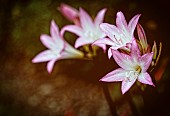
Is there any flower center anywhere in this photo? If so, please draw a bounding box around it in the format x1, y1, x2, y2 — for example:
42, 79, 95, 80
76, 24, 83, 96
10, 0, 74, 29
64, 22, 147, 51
125, 66, 142, 82
135, 65, 142, 73
85, 31, 98, 40
113, 35, 124, 46
125, 71, 139, 82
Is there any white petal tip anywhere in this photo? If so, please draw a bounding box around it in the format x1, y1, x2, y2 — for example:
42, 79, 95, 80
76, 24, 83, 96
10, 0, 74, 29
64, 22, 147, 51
99, 23, 105, 28
117, 11, 123, 16
32, 58, 40, 63
74, 43, 80, 48
121, 91, 126, 94
121, 88, 128, 94
32, 59, 36, 63
99, 79, 103, 82
47, 70, 52, 74
47, 67, 53, 74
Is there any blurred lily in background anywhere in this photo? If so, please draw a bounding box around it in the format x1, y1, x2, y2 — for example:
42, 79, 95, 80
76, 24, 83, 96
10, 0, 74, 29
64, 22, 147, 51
32, 20, 84, 73
61, 7, 107, 56
58, 3, 80, 25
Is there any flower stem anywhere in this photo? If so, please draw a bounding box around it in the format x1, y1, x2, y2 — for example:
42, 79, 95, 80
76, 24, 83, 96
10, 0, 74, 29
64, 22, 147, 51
128, 93, 140, 116
101, 83, 117, 116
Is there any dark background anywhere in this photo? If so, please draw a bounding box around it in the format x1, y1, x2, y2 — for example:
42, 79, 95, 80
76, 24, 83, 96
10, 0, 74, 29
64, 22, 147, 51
0, 0, 170, 116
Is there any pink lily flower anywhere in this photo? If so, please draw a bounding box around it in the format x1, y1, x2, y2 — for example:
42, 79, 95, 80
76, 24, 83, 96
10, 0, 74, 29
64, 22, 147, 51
100, 40, 154, 94
58, 3, 80, 25
93, 11, 141, 58
32, 20, 84, 73
61, 8, 107, 50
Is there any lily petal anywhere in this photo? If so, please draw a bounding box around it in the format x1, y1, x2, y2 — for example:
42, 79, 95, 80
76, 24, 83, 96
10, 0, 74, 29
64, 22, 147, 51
50, 20, 64, 49
75, 37, 94, 48
116, 11, 128, 31
108, 46, 125, 59
79, 8, 94, 30
92, 37, 114, 46
121, 74, 137, 94
100, 23, 119, 42
61, 42, 84, 59
128, 14, 141, 36
61, 25, 83, 37
139, 52, 153, 72
100, 68, 126, 82
112, 50, 135, 70
94, 8, 107, 27
138, 72, 155, 86
108, 48, 112, 59
131, 39, 140, 58
50, 20, 59, 39
40, 34, 54, 49
47, 59, 57, 73
93, 43, 106, 52
137, 23, 148, 53
32, 50, 59, 63
58, 3, 78, 22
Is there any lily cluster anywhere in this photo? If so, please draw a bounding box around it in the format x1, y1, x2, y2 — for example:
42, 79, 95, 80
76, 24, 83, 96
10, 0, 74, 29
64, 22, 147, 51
32, 3, 162, 94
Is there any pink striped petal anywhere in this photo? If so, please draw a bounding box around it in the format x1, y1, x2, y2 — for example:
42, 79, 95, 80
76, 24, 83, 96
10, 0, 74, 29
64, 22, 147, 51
112, 50, 135, 70
138, 72, 155, 86
94, 8, 107, 26
100, 68, 126, 82
116, 11, 128, 31
128, 14, 141, 35
131, 39, 140, 58
92, 37, 114, 46
139, 52, 153, 72
137, 23, 148, 53
121, 76, 137, 94
108, 46, 123, 59
100, 23, 119, 42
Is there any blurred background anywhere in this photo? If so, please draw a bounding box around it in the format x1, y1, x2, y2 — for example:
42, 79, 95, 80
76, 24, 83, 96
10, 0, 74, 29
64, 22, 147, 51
0, 0, 170, 116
